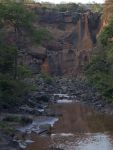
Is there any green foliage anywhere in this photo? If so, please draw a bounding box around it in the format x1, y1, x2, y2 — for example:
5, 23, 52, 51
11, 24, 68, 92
17, 65, 32, 79
56, 3, 86, 12
40, 3, 103, 13
41, 2, 86, 13
0, 45, 16, 75
0, 1, 49, 109
39, 73, 53, 84
90, 3, 103, 13
86, 20, 113, 100
31, 28, 51, 44
0, 1, 35, 28
99, 20, 113, 46
0, 78, 29, 107
0, 1, 49, 77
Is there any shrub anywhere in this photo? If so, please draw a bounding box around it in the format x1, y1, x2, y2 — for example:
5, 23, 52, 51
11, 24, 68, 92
86, 19, 113, 100
0, 78, 29, 108
39, 73, 53, 84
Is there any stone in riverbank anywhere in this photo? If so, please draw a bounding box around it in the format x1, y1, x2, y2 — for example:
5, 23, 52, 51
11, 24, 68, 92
27, 76, 113, 116
49, 147, 64, 150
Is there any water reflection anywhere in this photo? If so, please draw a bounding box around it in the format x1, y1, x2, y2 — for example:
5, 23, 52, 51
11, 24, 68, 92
53, 103, 113, 133
26, 102, 113, 150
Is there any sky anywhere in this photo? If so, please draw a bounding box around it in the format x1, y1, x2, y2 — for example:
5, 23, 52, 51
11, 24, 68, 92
36, 0, 105, 4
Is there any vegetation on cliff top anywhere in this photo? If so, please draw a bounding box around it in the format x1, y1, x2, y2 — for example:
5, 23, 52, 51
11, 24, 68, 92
40, 2, 103, 13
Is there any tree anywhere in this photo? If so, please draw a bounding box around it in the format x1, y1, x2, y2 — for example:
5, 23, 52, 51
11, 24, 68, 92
86, 19, 113, 100
0, 1, 49, 108
0, 1, 48, 79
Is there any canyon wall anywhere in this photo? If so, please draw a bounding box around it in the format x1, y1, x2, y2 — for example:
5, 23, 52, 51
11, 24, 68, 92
22, 8, 101, 76
102, 0, 113, 28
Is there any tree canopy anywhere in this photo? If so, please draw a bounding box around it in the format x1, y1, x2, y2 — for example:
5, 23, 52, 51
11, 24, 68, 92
0, 1, 48, 108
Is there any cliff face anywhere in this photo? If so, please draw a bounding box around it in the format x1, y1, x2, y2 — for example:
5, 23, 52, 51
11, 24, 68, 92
102, 0, 113, 28
22, 9, 101, 76
41, 10, 101, 76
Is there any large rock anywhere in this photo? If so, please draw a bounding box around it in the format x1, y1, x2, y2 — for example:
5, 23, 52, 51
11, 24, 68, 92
39, 124, 51, 134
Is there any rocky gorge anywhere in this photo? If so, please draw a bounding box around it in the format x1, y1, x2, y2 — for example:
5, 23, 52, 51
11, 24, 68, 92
1, 1, 113, 150
19, 7, 101, 76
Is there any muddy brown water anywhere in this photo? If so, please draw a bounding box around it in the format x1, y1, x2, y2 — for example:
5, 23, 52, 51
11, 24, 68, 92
26, 102, 113, 150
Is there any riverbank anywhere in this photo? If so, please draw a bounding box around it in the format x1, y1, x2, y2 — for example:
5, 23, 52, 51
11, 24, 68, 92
1, 75, 113, 150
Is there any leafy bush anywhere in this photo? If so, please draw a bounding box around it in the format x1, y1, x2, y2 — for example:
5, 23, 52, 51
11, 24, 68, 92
90, 3, 103, 13
39, 73, 53, 84
0, 78, 29, 108
17, 65, 32, 79
86, 19, 113, 100
99, 20, 113, 46
0, 45, 16, 76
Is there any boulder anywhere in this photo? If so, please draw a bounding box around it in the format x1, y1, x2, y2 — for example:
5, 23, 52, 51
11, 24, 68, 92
39, 124, 51, 134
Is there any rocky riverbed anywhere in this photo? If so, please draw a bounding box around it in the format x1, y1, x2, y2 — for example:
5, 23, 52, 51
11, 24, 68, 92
1, 75, 113, 150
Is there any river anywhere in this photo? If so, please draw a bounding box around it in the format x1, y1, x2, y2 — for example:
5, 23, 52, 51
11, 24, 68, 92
25, 101, 113, 150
